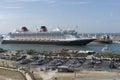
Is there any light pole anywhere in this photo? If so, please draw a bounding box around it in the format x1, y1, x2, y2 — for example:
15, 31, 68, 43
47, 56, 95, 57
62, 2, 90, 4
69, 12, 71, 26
74, 68, 77, 80
117, 71, 119, 79
2, 61, 4, 67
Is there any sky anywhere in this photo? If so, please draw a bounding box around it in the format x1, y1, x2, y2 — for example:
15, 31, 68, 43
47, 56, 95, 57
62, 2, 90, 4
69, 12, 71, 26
0, 0, 120, 33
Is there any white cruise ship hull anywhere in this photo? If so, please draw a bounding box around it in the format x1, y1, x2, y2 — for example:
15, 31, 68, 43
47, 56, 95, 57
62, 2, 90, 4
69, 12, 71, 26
1, 39, 95, 45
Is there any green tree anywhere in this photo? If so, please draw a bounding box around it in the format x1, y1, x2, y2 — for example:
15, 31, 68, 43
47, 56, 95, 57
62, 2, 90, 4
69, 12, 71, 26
0, 48, 7, 53
26, 49, 36, 55
105, 53, 114, 58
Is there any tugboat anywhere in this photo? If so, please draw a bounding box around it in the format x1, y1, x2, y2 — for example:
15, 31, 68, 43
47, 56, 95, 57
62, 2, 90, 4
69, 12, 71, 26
90, 35, 112, 44
1, 26, 95, 45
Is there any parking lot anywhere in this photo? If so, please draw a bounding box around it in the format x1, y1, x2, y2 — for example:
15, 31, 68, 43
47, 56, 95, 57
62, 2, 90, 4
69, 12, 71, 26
11, 55, 120, 72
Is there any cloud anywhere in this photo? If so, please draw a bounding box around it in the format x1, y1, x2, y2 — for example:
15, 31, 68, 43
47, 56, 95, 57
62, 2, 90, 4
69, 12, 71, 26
0, 14, 20, 20
19, 0, 43, 1
72, 1, 91, 5
4, 0, 42, 2
4, 0, 56, 2
58, 1, 91, 5
47, 0, 56, 4
3, 0, 57, 4
0, 5, 22, 9
5, 6, 22, 9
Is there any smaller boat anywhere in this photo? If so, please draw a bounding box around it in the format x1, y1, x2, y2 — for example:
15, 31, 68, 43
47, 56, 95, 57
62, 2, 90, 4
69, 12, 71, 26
90, 35, 112, 44
113, 40, 120, 44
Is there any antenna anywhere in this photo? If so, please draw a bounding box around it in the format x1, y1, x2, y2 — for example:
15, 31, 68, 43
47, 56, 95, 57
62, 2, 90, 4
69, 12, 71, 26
76, 25, 79, 33
35, 26, 39, 32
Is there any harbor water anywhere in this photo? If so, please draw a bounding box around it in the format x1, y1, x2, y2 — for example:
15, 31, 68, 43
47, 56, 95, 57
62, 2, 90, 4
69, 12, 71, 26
0, 33, 120, 53
0, 42, 120, 54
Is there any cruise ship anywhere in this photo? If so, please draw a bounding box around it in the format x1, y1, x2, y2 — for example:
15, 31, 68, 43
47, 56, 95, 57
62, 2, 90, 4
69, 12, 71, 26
1, 26, 95, 45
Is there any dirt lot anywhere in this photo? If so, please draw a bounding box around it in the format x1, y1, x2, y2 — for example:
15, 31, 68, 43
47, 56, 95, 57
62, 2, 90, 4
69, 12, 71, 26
0, 69, 25, 80
52, 71, 120, 80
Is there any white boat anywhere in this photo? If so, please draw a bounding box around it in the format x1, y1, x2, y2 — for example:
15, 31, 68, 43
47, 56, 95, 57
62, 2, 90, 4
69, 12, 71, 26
113, 40, 120, 44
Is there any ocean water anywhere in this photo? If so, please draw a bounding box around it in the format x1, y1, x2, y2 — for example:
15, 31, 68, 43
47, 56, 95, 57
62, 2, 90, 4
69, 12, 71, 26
0, 43, 120, 54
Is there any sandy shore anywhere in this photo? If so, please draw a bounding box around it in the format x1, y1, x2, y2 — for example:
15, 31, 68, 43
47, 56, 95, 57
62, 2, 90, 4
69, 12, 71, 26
52, 70, 120, 80
33, 67, 120, 80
